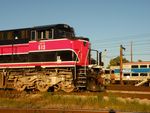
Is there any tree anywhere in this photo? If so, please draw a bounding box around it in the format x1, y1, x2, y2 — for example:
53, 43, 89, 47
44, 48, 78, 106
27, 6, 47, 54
138, 59, 142, 62
109, 56, 129, 66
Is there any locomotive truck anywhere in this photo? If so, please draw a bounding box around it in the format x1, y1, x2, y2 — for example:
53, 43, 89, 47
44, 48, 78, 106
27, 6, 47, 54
0, 24, 104, 92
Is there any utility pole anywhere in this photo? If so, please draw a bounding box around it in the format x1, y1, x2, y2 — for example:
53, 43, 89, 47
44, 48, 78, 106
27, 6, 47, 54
120, 45, 125, 85
131, 41, 133, 62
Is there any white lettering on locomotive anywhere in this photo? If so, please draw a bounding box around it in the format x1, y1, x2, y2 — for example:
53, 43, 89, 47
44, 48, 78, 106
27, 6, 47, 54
38, 42, 45, 50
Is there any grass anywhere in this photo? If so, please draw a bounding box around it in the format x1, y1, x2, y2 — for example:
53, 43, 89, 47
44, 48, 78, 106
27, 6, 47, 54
0, 92, 150, 112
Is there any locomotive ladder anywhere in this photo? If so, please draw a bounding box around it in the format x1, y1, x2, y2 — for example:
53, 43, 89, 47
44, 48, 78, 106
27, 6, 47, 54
76, 67, 87, 90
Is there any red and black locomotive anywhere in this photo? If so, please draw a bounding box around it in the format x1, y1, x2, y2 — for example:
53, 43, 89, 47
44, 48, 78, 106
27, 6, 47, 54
0, 24, 104, 92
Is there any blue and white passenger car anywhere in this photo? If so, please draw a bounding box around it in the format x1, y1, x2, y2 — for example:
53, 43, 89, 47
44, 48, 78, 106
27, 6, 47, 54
110, 62, 150, 86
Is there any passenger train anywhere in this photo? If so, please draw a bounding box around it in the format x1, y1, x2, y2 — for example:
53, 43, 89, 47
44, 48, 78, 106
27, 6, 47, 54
111, 62, 150, 86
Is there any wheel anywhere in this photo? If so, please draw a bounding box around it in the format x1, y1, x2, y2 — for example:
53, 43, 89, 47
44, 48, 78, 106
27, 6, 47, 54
36, 80, 49, 92
61, 82, 74, 93
54, 84, 61, 92
14, 79, 26, 91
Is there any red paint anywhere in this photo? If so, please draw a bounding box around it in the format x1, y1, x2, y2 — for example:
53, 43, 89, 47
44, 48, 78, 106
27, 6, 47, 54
0, 38, 90, 68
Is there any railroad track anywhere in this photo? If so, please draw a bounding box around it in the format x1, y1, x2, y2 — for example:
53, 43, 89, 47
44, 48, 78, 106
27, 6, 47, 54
107, 85, 150, 92
0, 89, 21, 98
0, 88, 38, 98
0, 85, 150, 99
106, 85, 150, 99
0, 108, 134, 113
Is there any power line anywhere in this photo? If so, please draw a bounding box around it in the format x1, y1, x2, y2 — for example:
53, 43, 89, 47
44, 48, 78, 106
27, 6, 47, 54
93, 39, 150, 47
93, 33, 150, 42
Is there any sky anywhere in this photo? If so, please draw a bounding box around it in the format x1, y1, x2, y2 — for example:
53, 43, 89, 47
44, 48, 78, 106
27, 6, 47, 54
0, 0, 150, 66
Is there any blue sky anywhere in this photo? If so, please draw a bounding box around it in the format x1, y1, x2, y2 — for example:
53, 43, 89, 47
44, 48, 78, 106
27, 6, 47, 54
0, 0, 150, 65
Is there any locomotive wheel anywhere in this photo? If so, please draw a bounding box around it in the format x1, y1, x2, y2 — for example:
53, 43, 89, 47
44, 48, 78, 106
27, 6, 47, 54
54, 84, 61, 92
36, 80, 49, 92
14, 79, 26, 91
61, 84, 74, 93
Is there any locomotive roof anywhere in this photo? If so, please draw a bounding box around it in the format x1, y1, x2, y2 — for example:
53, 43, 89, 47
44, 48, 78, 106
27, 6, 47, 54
0, 24, 73, 32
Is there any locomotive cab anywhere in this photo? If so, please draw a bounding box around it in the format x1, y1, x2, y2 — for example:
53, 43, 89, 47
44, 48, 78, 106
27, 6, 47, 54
87, 49, 105, 91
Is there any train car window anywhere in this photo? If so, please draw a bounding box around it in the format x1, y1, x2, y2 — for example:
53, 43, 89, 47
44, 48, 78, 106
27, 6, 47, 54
131, 65, 138, 68
140, 73, 148, 76
132, 73, 139, 76
140, 65, 147, 68
31, 30, 36, 40
124, 73, 130, 76
149, 65, 150, 68
105, 70, 110, 74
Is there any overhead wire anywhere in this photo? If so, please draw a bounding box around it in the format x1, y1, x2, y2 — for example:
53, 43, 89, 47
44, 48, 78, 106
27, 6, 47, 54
94, 37, 150, 62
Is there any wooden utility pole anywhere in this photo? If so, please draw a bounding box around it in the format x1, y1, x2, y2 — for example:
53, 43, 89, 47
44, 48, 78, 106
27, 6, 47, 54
120, 45, 125, 85
131, 41, 133, 62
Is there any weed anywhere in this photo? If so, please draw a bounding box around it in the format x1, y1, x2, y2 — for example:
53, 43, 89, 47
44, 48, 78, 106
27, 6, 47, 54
0, 92, 150, 112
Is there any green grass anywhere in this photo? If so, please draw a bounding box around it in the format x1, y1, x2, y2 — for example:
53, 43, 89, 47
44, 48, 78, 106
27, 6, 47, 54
0, 92, 150, 112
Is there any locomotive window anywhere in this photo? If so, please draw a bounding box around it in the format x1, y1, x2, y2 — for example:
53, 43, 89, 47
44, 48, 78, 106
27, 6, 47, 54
54, 28, 74, 39
0, 32, 2, 40
21, 30, 29, 39
3, 32, 8, 40
46, 31, 49, 39
0, 54, 28, 63
49, 30, 52, 39
31, 30, 36, 40
48, 29, 54, 39
38, 31, 41, 40
1, 32, 4, 40
37, 30, 46, 40
7, 32, 13, 40
57, 51, 76, 61
28, 50, 78, 62
29, 51, 56, 62
43, 31, 46, 39
14, 30, 21, 39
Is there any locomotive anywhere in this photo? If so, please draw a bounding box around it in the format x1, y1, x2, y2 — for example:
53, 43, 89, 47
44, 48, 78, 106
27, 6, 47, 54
0, 24, 104, 92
